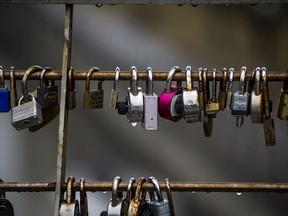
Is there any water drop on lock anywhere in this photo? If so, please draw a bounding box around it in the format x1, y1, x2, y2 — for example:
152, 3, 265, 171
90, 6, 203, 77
102, 191, 107, 194
131, 122, 137, 127
236, 192, 242, 196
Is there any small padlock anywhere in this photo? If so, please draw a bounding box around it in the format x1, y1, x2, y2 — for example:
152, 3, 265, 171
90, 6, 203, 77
250, 67, 263, 123
142, 67, 158, 130
59, 176, 81, 216
158, 66, 183, 122
202, 68, 213, 137
277, 72, 288, 120
262, 67, 276, 146
0, 66, 11, 112
218, 68, 228, 111
110, 67, 120, 110
198, 68, 204, 111
225, 68, 234, 109
80, 178, 88, 216
165, 178, 175, 216
83, 67, 104, 109
205, 69, 220, 116
107, 176, 124, 216
128, 177, 147, 216
11, 65, 43, 131
146, 176, 171, 216
182, 66, 201, 123
66, 67, 76, 110
231, 66, 250, 127
0, 179, 14, 216
37, 67, 59, 109
9, 67, 17, 108
122, 178, 136, 216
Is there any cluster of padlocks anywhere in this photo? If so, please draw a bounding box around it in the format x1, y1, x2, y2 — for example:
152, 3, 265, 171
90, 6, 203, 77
58, 176, 174, 216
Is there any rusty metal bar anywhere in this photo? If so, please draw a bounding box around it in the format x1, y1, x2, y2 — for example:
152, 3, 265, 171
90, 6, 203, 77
0, 0, 287, 4
1, 182, 288, 193
53, 4, 73, 216
2, 70, 288, 81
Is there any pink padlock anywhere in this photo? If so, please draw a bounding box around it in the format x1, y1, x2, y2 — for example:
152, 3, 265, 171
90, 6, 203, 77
158, 66, 183, 121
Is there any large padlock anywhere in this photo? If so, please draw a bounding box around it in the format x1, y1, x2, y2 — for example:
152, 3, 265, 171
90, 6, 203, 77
231, 66, 250, 127
225, 68, 234, 109
277, 72, 288, 120
9, 67, 17, 108
66, 67, 76, 110
205, 68, 220, 116
250, 67, 263, 123
0, 179, 14, 216
142, 67, 158, 130
0, 66, 11, 112
182, 66, 201, 123
128, 177, 147, 216
107, 176, 124, 216
110, 67, 120, 110
262, 67, 276, 146
59, 176, 81, 216
11, 65, 43, 131
202, 68, 213, 137
146, 176, 171, 216
218, 68, 228, 110
83, 67, 104, 109
37, 67, 59, 109
158, 66, 183, 122
80, 178, 89, 216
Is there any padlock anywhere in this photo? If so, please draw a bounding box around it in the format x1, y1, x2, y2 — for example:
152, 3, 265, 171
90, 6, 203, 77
0, 66, 11, 112
231, 66, 250, 127
0, 179, 14, 216
80, 178, 88, 216
122, 178, 136, 216
250, 67, 263, 123
277, 72, 288, 120
202, 68, 213, 137
198, 68, 204, 111
205, 68, 220, 116
37, 67, 59, 109
146, 176, 171, 216
110, 67, 120, 110
182, 66, 201, 123
66, 67, 76, 110
225, 68, 234, 109
11, 65, 43, 131
218, 68, 228, 110
9, 67, 17, 108
165, 178, 175, 216
142, 67, 158, 130
59, 176, 81, 216
158, 66, 183, 122
262, 67, 276, 146
83, 67, 104, 109
128, 177, 147, 216
107, 176, 124, 216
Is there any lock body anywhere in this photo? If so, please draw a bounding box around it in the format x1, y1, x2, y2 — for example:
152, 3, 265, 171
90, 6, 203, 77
182, 89, 201, 123
37, 84, 58, 109
147, 199, 171, 216
205, 101, 219, 116
277, 89, 288, 120
67, 89, 76, 110
107, 199, 124, 216
59, 200, 81, 216
110, 89, 119, 110
250, 90, 263, 123
126, 87, 144, 123
11, 96, 43, 131
0, 87, 11, 112
142, 93, 158, 130
83, 89, 104, 109
231, 92, 250, 116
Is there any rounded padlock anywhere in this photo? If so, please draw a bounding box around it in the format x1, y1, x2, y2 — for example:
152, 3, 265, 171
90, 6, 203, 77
59, 176, 81, 216
128, 177, 147, 216
158, 66, 183, 122
107, 176, 124, 216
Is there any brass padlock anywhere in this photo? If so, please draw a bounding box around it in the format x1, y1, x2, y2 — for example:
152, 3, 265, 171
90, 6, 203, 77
128, 177, 147, 216
277, 72, 288, 120
218, 68, 228, 110
11, 65, 43, 131
205, 69, 220, 116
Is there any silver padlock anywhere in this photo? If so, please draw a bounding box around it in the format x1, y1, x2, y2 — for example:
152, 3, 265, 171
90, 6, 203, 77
107, 176, 124, 216
11, 65, 43, 131
142, 67, 158, 130
126, 66, 144, 124
146, 177, 171, 216
59, 176, 81, 216
250, 67, 263, 123
0, 179, 14, 216
182, 66, 201, 123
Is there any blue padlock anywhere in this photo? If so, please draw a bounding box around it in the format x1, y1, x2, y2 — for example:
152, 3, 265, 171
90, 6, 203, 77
0, 66, 10, 112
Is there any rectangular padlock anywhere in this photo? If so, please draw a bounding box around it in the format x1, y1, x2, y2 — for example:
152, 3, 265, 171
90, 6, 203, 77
182, 89, 201, 123
205, 101, 219, 116
231, 92, 250, 116
11, 96, 43, 131
0, 87, 11, 112
142, 93, 158, 130
277, 89, 288, 120
83, 89, 104, 109
37, 83, 58, 109
66, 89, 76, 110
147, 199, 171, 216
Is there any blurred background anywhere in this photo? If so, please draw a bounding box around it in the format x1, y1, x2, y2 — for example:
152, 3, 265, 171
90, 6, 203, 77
0, 3, 288, 215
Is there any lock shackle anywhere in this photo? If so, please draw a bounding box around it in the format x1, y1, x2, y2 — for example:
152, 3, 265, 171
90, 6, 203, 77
186, 66, 192, 91
80, 177, 88, 216
202, 68, 209, 105
111, 176, 122, 207
165, 178, 175, 216
220, 68, 228, 92
254, 67, 261, 96
0, 66, 4, 88
239, 66, 247, 94
166, 66, 181, 93
66, 176, 76, 204
146, 67, 153, 95
198, 68, 203, 93
134, 177, 146, 203
40, 67, 52, 88
147, 176, 164, 202
247, 69, 255, 94
262, 67, 271, 118
126, 177, 136, 202
22, 65, 43, 99
85, 67, 100, 91
113, 67, 120, 91
130, 66, 138, 96
10, 67, 16, 90
212, 68, 217, 101
68, 67, 75, 91
227, 68, 234, 91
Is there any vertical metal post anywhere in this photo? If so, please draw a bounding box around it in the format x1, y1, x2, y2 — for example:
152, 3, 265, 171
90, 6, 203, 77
53, 4, 73, 216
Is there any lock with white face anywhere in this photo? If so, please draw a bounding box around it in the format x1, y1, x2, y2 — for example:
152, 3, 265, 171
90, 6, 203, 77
107, 176, 124, 216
